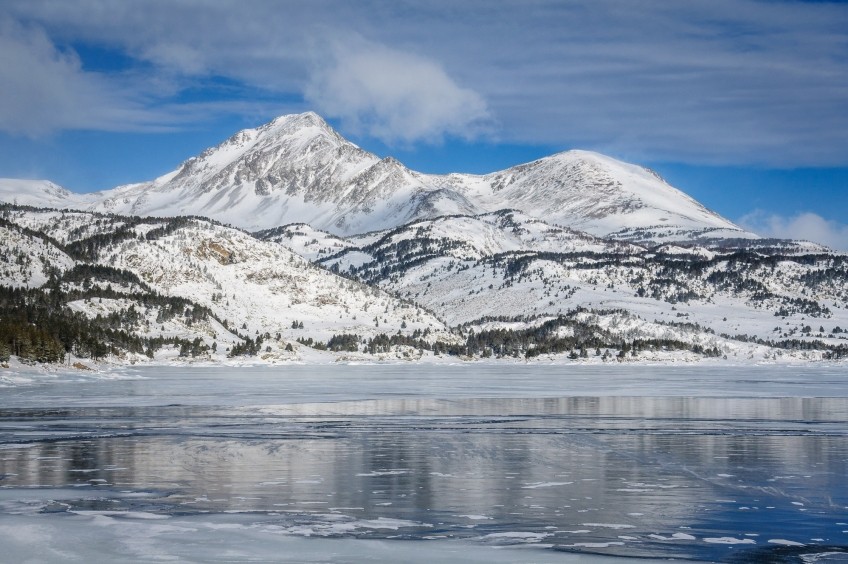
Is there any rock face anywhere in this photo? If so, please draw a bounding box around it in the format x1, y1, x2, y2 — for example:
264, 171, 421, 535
0, 112, 753, 244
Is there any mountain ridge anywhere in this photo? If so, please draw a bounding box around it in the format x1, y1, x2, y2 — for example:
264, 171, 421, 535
0, 112, 756, 244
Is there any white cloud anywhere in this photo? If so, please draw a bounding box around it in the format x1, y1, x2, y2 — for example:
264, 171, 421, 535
305, 39, 490, 145
0, 18, 102, 135
0, 14, 288, 137
0, 17, 171, 136
2, 0, 848, 164
739, 210, 848, 251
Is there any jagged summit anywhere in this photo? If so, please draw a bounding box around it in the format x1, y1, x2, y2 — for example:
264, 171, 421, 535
90, 112, 384, 221
0, 112, 755, 243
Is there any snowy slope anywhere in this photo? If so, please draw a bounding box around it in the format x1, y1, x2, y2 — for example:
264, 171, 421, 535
103, 220, 446, 342
0, 220, 74, 287
0, 113, 758, 244
309, 210, 643, 277
368, 247, 848, 339
262, 210, 848, 356
255, 223, 355, 262
3, 204, 847, 363
436, 151, 753, 243
85, 113, 476, 234
0, 179, 81, 209
1, 208, 450, 346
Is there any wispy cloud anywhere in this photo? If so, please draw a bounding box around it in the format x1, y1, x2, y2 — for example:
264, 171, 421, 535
0, 17, 147, 136
0, 16, 243, 136
3, 0, 848, 164
739, 210, 848, 251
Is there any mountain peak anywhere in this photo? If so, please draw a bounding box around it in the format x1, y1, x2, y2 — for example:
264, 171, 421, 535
264, 111, 328, 134
270, 110, 327, 127
0, 112, 756, 243
163, 111, 368, 188
0, 178, 75, 207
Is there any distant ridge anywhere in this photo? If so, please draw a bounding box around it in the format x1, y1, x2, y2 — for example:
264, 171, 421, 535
0, 112, 755, 244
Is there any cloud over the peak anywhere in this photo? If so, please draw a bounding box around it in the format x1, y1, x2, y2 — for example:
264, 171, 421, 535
305, 40, 490, 145
2, 0, 848, 165
739, 210, 848, 251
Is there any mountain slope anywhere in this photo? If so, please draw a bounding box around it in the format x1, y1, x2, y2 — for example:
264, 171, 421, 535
88, 112, 475, 234
257, 210, 848, 359
437, 151, 750, 243
0, 112, 756, 244
0, 217, 74, 287
3, 204, 847, 364
0, 179, 78, 209
0, 206, 453, 362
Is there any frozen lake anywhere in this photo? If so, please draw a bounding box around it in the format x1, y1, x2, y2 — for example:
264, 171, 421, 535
1, 364, 847, 562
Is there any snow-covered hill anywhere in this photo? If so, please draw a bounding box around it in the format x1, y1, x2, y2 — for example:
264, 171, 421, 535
3, 204, 847, 364
0, 179, 77, 209
3, 112, 846, 365
255, 223, 354, 262
0, 112, 757, 244
0, 218, 74, 287
0, 207, 453, 363
254, 209, 848, 361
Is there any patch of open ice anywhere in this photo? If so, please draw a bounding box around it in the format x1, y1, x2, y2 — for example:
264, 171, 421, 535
356, 470, 408, 477
703, 537, 756, 544
800, 553, 848, 563
649, 532, 696, 541
482, 531, 551, 542
521, 481, 574, 489
563, 542, 625, 548
353, 518, 427, 530
71, 509, 170, 520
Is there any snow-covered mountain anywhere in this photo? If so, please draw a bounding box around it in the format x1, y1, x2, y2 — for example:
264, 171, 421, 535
84, 113, 455, 234
0, 179, 77, 209
0, 206, 452, 363
4, 112, 846, 365
3, 203, 847, 364
0, 112, 756, 244
252, 208, 848, 362
432, 151, 752, 244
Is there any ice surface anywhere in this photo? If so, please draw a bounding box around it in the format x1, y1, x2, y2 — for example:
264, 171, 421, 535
1, 364, 846, 562
3, 364, 848, 404
0, 511, 675, 563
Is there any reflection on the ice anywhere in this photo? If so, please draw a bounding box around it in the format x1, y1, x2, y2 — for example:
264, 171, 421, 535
1, 395, 847, 561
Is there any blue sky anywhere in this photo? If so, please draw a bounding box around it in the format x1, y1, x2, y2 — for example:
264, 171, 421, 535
1, 1, 847, 248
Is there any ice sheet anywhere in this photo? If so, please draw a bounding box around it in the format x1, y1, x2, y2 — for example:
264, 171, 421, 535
1, 365, 847, 562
